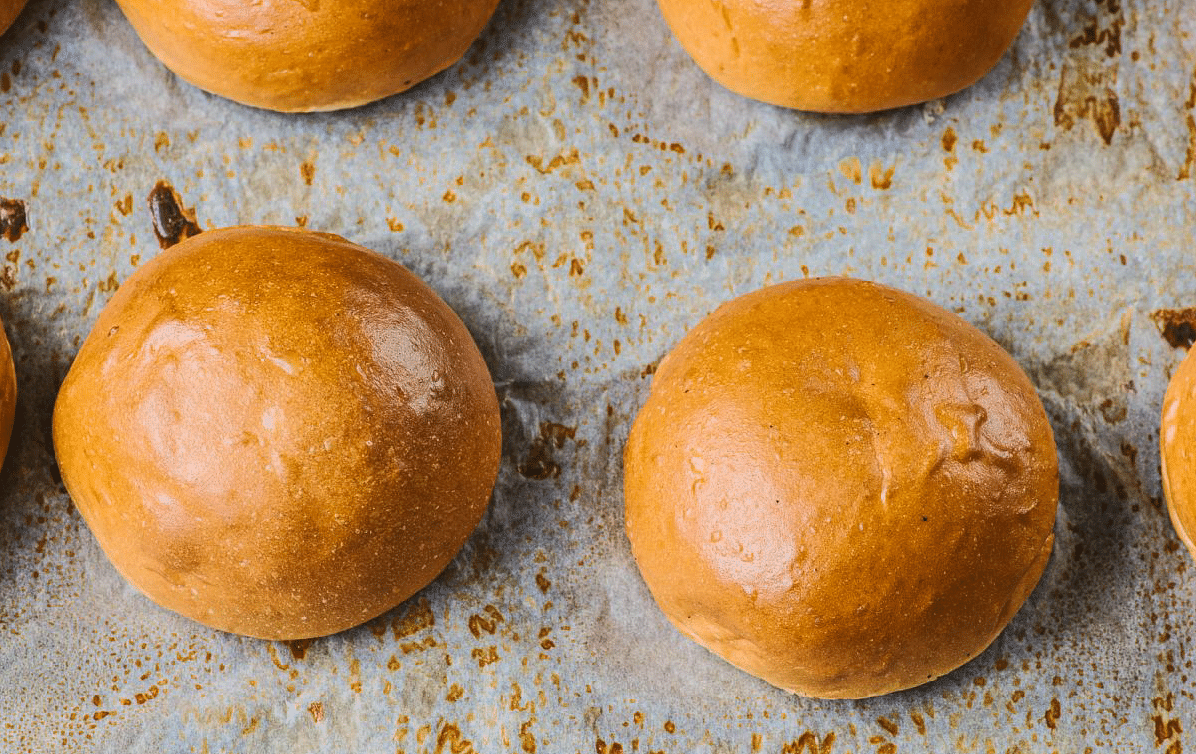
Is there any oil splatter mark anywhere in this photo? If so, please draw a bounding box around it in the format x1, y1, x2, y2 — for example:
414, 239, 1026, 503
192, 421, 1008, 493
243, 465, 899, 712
283, 638, 314, 660
1044, 698, 1061, 729
1054, 0, 1123, 148
1151, 308, 1196, 349
518, 422, 577, 480
147, 181, 201, 249
1152, 694, 1183, 750
869, 162, 894, 190
1069, 0, 1124, 57
300, 160, 316, 186
1054, 67, 1121, 145
467, 605, 504, 638
436, 723, 478, 754
0, 198, 28, 242
782, 732, 835, 753
941, 127, 957, 152
307, 702, 324, 723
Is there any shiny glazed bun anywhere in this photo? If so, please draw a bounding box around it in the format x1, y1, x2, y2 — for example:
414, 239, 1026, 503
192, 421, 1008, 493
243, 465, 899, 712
1161, 349, 1196, 558
623, 278, 1058, 698
0, 316, 14, 472
655, 0, 1032, 112
114, 0, 500, 111
53, 227, 501, 640
0, 0, 26, 37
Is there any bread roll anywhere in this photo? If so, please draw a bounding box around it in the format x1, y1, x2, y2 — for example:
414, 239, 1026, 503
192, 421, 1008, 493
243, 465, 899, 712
0, 317, 14, 472
1161, 350, 1196, 557
0, 0, 26, 38
53, 226, 501, 640
623, 278, 1058, 698
655, 0, 1032, 112
114, 0, 500, 111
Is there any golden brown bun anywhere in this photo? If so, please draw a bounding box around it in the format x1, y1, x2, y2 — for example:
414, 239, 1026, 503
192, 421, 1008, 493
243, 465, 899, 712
113, 0, 500, 112
623, 278, 1058, 698
1161, 350, 1196, 556
0, 0, 26, 37
656, 0, 1032, 112
0, 316, 15, 472
53, 226, 501, 640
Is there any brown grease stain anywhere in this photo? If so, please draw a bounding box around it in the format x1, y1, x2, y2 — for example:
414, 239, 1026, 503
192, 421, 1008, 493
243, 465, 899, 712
467, 604, 504, 638
518, 422, 577, 480
910, 711, 926, 735
147, 180, 201, 249
1069, 0, 1123, 57
300, 160, 316, 186
1151, 308, 1196, 349
596, 740, 625, 754
869, 163, 894, 190
1044, 698, 1061, 729
1152, 694, 1183, 751
518, 720, 536, 752
307, 701, 324, 722
782, 732, 835, 753
941, 127, 957, 152
1053, 0, 1123, 148
283, 638, 314, 660
0, 198, 28, 242
436, 723, 477, 754
1179, 114, 1196, 181
1054, 76, 1120, 144
470, 645, 499, 666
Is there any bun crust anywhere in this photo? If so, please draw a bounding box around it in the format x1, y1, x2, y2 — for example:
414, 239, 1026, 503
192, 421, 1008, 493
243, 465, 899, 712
655, 0, 1032, 112
114, 0, 500, 111
623, 278, 1057, 698
1161, 351, 1196, 556
53, 227, 501, 640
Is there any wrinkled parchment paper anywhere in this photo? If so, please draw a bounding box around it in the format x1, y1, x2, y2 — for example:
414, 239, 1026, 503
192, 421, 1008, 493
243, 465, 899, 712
0, 0, 1193, 749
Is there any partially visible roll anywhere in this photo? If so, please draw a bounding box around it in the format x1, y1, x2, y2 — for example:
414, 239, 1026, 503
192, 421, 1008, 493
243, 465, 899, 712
114, 0, 501, 111
1, 0, 27, 38
654, 0, 1033, 112
0, 314, 14, 472
623, 277, 1058, 698
1162, 349, 1196, 557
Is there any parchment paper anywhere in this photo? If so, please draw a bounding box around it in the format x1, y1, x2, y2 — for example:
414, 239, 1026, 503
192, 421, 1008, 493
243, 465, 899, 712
0, 0, 1193, 750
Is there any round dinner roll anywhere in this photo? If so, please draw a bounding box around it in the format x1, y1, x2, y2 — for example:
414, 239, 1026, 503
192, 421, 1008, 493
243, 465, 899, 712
1161, 349, 1196, 558
623, 278, 1058, 698
53, 226, 501, 640
0, 0, 26, 38
0, 316, 14, 472
655, 0, 1032, 112
113, 0, 501, 111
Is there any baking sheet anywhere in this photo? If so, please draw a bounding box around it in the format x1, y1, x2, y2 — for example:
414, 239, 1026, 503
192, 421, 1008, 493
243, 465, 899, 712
0, 0, 1194, 749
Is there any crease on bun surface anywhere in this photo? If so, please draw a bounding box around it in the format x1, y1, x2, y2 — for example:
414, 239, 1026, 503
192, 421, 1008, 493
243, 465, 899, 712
114, 0, 501, 111
53, 226, 502, 640
623, 277, 1058, 698
654, 0, 1033, 112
